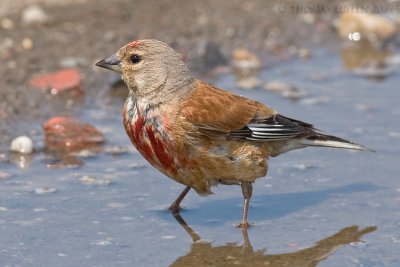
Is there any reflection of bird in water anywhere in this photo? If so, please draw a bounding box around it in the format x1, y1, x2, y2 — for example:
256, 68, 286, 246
170, 213, 376, 267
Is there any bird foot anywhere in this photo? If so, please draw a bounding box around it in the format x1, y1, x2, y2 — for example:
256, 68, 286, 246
238, 221, 252, 229
168, 204, 181, 214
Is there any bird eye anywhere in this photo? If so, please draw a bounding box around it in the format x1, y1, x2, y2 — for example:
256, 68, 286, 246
130, 54, 141, 64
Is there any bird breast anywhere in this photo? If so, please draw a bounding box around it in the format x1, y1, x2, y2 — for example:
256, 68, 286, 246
122, 96, 178, 176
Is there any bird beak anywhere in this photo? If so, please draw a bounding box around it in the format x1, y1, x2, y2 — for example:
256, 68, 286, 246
95, 53, 122, 73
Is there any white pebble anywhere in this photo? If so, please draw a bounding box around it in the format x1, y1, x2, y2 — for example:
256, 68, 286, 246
78, 175, 111, 186
22, 5, 49, 25
10, 135, 34, 154
34, 187, 57, 195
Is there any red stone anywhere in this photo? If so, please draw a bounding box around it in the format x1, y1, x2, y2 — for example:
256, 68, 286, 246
43, 117, 104, 151
29, 69, 83, 95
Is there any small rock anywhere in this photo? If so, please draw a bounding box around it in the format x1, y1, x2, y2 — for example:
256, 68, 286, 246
386, 54, 400, 65
338, 11, 396, 43
93, 239, 112, 246
300, 96, 330, 106
34, 187, 57, 195
10, 135, 34, 154
293, 163, 316, 170
355, 104, 374, 112
0, 171, 11, 180
22, 5, 49, 25
78, 176, 111, 186
1, 18, 14, 30
297, 48, 311, 59
264, 80, 290, 93
353, 60, 394, 79
0, 37, 14, 53
104, 145, 129, 156
340, 42, 389, 70
130, 162, 146, 169
21, 38, 33, 50
232, 48, 261, 70
70, 149, 100, 158
264, 81, 306, 100
236, 77, 262, 90
107, 202, 127, 208
29, 69, 83, 96
59, 57, 88, 68
43, 117, 105, 151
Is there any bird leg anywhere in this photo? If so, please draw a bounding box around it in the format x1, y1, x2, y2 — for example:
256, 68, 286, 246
239, 182, 253, 229
168, 186, 191, 214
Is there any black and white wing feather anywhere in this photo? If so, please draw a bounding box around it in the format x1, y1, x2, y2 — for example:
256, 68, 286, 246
226, 114, 370, 151
227, 114, 316, 141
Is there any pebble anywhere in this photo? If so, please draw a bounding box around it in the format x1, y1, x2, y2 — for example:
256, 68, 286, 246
22, 5, 49, 25
236, 77, 262, 90
353, 60, 394, 79
93, 239, 112, 246
43, 117, 104, 151
0, 171, 11, 180
29, 68, 83, 96
1, 18, 14, 30
292, 163, 316, 171
297, 48, 311, 59
59, 57, 88, 68
264, 81, 306, 100
107, 202, 127, 208
78, 175, 111, 186
21, 38, 33, 50
232, 48, 261, 70
104, 145, 129, 156
34, 187, 57, 195
10, 135, 34, 154
386, 54, 400, 66
355, 104, 374, 112
0, 37, 14, 53
300, 96, 330, 106
338, 11, 396, 43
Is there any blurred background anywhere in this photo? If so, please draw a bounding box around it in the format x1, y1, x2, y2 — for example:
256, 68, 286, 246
1, 0, 400, 266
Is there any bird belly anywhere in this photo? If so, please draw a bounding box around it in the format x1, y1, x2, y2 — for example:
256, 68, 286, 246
181, 140, 269, 194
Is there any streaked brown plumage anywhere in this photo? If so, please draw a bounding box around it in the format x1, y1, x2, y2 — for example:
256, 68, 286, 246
96, 39, 369, 228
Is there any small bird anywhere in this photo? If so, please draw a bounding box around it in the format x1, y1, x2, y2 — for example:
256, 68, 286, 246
96, 39, 369, 228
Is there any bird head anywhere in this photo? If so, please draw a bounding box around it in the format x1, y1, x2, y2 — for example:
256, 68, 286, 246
96, 39, 193, 101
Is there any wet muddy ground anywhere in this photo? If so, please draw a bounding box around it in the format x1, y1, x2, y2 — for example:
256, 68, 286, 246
1, 1, 400, 266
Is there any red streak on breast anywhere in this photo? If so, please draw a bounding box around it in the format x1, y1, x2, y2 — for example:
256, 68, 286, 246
145, 126, 176, 173
126, 115, 176, 175
127, 116, 155, 165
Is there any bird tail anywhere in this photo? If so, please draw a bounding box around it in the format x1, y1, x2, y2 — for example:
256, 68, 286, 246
301, 134, 374, 152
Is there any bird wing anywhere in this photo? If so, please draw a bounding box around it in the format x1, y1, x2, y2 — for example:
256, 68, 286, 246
226, 114, 316, 141
180, 80, 315, 141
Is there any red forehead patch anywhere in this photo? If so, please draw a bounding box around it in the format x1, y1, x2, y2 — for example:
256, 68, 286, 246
127, 40, 144, 48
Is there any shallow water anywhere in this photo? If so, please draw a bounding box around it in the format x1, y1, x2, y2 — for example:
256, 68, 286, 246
1, 47, 400, 267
